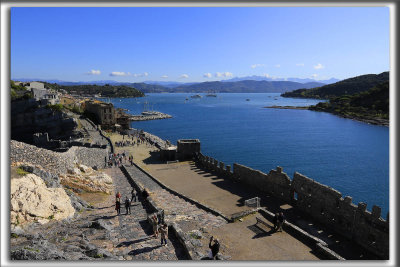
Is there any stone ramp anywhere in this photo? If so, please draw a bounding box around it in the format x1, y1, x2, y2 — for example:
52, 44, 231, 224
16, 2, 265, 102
103, 167, 188, 260
123, 165, 229, 259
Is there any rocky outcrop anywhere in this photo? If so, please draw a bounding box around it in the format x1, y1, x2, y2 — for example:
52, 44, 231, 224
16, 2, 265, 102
11, 174, 75, 226
11, 98, 77, 144
60, 165, 113, 194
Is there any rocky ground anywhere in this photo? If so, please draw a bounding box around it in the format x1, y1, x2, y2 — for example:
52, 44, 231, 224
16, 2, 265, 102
11, 140, 109, 175
10, 130, 228, 261
10, 166, 188, 261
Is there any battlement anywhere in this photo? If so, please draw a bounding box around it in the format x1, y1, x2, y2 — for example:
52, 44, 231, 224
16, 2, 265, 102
195, 152, 389, 259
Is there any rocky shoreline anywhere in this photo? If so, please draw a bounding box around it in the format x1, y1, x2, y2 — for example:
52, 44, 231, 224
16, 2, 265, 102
264, 105, 389, 127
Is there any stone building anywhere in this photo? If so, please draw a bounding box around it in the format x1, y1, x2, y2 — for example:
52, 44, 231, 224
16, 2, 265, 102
115, 108, 130, 130
60, 95, 78, 109
16, 81, 45, 90
84, 100, 116, 129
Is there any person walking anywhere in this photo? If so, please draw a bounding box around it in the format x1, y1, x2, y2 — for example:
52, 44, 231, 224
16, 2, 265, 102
151, 214, 159, 238
273, 213, 279, 231
160, 223, 168, 246
125, 196, 131, 215
277, 212, 285, 232
208, 236, 220, 260
131, 188, 137, 202
115, 199, 121, 215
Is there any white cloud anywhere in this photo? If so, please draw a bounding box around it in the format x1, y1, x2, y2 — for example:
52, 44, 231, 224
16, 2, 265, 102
180, 74, 189, 78
314, 63, 324, 70
203, 73, 212, 78
215, 72, 233, 78
161, 75, 168, 79
251, 64, 265, 69
311, 74, 318, 79
110, 71, 131, 76
275, 64, 281, 68
86, 70, 101, 75
133, 72, 149, 77
261, 73, 270, 78
224, 72, 233, 77
296, 63, 305, 67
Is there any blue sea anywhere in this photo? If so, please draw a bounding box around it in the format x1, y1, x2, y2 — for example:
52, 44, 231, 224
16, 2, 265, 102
109, 93, 389, 216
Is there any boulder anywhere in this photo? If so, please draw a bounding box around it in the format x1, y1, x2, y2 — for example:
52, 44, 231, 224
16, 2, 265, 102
67, 168, 82, 175
78, 164, 92, 173
11, 174, 75, 226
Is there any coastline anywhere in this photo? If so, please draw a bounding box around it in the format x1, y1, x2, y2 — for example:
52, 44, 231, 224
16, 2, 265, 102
264, 105, 389, 127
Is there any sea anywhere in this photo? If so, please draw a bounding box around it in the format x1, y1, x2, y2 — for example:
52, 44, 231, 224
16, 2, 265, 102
108, 93, 389, 216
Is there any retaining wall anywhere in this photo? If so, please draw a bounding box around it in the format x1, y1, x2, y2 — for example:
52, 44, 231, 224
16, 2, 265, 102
195, 152, 389, 259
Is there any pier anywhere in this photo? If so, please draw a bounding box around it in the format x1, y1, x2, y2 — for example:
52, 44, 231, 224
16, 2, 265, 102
128, 111, 172, 121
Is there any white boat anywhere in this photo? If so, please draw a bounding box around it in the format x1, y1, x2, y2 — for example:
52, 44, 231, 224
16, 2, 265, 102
191, 94, 202, 98
206, 91, 217, 97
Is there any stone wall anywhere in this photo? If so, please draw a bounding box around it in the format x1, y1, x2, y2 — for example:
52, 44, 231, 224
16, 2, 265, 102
11, 99, 77, 144
11, 140, 109, 175
195, 152, 389, 259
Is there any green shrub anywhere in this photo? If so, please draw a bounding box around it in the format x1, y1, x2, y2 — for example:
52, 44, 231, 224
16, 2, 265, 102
46, 104, 63, 112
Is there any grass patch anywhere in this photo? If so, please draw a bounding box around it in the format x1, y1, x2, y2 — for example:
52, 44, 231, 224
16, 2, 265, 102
16, 167, 29, 176
189, 232, 202, 239
24, 247, 40, 253
94, 253, 103, 258
11, 233, 19, 238
48, 215, 54, 220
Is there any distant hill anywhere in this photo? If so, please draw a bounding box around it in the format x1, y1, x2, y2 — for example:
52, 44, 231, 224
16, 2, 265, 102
143, 81, 199, 88
169, 80, 325, 93
43, 83, 145, 98
224, 75, 340, 84
309, 81, 389, 125
281, 72, 389, 99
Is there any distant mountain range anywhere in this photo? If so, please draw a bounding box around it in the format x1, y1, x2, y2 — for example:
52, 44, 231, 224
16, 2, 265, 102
13, 77, 331, 94
168, 80, 325, 93
223, 75, 340, 84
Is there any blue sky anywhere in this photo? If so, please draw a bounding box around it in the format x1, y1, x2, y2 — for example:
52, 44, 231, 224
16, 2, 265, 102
11, 7, 390, 82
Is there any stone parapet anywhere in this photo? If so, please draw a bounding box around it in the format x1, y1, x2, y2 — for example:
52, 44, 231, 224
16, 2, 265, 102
195, 152, 389, 259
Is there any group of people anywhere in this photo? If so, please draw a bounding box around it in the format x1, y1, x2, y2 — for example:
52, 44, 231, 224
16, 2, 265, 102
113, 186, 224, 259
107, 152, 131, 168
115, 189, 137, 215
115, 140, 136, 147
150, 214, 169, 246
273, 212, 286, 232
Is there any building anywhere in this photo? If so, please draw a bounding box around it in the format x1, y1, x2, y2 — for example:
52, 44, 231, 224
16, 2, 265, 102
115, 108, 131, 130
60, 95, 78, 109
16, 81, 45, 90
84, 100, 116, 129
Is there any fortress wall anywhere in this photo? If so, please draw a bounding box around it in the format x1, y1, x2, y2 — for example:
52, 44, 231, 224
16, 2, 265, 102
195, 153, 389, 259
233, 163, 292, 202
290, 172, 389, 258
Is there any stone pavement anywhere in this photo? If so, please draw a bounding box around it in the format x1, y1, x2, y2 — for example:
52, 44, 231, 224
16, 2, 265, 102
103, 167, 188, 260
123, 165, 229, 259
78, 118, 109, 146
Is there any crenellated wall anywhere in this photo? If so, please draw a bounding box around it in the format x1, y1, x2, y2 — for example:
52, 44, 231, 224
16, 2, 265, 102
195, 152, 389, 259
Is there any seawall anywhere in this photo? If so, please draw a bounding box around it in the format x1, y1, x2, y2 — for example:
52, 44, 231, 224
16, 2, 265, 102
195, 152, 389, 259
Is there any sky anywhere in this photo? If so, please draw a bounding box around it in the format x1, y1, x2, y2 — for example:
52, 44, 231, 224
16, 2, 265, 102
10, 7, 390, 83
